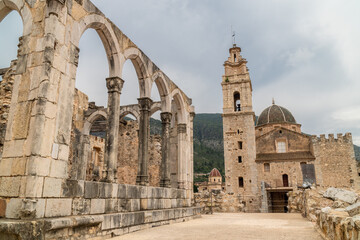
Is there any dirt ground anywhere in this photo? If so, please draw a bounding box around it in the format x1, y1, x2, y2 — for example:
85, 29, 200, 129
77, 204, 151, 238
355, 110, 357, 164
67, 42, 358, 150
113, 213, 323, 240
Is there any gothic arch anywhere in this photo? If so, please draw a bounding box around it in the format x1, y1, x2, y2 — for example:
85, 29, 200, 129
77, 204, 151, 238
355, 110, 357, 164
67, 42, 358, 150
171, 89, 187, 124
83, 110, 108, 135
72, 14, 121, 78
0, 0, 33, 36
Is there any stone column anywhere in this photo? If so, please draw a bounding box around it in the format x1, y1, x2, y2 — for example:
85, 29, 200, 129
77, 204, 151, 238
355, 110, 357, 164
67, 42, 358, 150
160, 112, 172, 187
177, 123, 187, 189
189, 112, 195, 201
136, 97, 152, 186
104, 77, 124, 182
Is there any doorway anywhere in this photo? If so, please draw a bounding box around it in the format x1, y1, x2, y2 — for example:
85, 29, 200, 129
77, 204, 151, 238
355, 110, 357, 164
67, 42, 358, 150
269, 191, 289, 213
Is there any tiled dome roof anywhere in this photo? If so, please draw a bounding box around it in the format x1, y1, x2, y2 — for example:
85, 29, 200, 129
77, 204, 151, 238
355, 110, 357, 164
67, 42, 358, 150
257, 103, 296, 126
209, 168, 221, 177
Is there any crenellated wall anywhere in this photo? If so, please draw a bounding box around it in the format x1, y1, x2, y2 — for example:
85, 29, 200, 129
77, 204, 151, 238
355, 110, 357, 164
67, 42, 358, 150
311, 133, 359, 189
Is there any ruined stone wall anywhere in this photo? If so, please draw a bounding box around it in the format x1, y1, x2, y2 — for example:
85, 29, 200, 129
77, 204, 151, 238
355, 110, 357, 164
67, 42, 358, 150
288, 187, 360, 239
117, 121, 139, 184
0, 61, 16, 157
312, 133, 359, 189
116, 120, 162, 186
194, 190, 245, 213
87, 135, 105, 181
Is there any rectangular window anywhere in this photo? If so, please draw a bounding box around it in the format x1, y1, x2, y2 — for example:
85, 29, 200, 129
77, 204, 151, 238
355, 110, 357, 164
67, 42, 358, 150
238, 141, 243, 149
277, 141, 286, 153
264, 163, 270, 172
238, 177, 244, 187
238, 156, 242, 163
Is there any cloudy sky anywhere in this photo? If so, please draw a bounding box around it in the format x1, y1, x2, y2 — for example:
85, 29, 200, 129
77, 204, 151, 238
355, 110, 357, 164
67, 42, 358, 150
0, 0, 359, 144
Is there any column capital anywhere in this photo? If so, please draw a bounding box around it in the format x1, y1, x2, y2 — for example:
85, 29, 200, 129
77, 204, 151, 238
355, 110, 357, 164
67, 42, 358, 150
160, 112, 172, 123
106, 77, 124, 93
177, 123, 187, 134
138, 97, 152, 111
190, 112, 195, 120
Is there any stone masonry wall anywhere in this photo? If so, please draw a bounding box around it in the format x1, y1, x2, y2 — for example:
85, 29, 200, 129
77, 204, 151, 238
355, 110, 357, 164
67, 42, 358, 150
194, 190, 245, 213
312, 133, 359, 189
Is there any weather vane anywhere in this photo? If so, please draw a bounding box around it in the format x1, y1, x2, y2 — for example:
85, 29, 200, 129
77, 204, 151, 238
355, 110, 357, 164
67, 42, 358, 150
231, 25, 236, 46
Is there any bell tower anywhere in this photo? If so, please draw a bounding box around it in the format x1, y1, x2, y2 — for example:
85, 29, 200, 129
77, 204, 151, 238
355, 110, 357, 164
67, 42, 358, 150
221, 44, 259, 212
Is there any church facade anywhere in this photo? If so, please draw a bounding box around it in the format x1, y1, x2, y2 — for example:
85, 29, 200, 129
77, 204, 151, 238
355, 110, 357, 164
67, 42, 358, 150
221, 44, 359, 213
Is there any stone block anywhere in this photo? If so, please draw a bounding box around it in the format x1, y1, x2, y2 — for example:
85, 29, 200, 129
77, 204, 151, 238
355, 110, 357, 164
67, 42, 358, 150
57, 144, 69, 161
121, 213, 135, 227
176, 199, 183, 208
346, 202, 360, 217
72, 198, 90, 215
168, 209, 175, 219
25, 157, 51, 176
49, 159, 67, 178
105, 199, 119, 213
144, 211, 152, 223
140, 186, 148, 198
84, 181, 99, 198
61, 179, 84, 198
133, 212, 145, 225
125, 199, 140, 212
163, 209, 170, 220
171, 188, 177, 198
111, 184, 118, 198
164, 199, 171, 209
0, 199, 6, 217
0, 158, 12, 176
152, 210, 163, 222
126, 185, 140, 199
174, 209, 182, 218
43, 177, 62, 197
10, 158, 26, 176
117, 184, 126, 198
111, 214, 122, 229
19, 176, 43, 198
102, 215, 112, 230
140, 199, 148, 210
90, 199, 105, 214
5, 198, 22, 219
164, 188, 171, 198
45, 199, 72, 217
0, 177, 21, 197
171, 199, 177, 208
99, 183, 113, 198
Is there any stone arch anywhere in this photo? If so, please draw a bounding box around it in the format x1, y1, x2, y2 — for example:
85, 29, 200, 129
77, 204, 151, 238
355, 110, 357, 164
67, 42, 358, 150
119, 104, 140, 121
123, 47, 151, 98
151, 71, 171, 112
171, 89, 187, 124
0, 0, 33, 36
72, 14, 122, 78
150, 102, 161, 117
83, 110, 108, 135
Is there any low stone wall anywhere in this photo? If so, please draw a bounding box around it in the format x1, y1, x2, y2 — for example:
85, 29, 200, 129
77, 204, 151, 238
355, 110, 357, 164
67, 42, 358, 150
288, 187, 360, 239
0, 181, 200, 239
194, 190, 245, 213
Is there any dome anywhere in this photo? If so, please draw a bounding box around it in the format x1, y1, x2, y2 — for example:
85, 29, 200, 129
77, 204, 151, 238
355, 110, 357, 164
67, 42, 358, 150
209, 168, 221, 177
257, 102, 296, 126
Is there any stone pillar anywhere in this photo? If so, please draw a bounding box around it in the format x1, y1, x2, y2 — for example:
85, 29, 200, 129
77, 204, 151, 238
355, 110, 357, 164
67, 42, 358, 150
177, 123, 187, 189
136, 97, 152, 186
189, 112, 195, 201
104, 77, 124, 182
160, 112, 172, 187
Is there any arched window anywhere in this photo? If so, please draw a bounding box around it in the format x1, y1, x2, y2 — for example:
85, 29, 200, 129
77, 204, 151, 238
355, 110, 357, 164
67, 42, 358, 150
282, 174, 289, 187
234, 92, 241, 112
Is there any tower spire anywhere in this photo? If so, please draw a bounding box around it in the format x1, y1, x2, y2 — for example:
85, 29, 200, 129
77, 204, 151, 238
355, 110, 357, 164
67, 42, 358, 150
272, 98, 275, 105
231, 25, 236, 47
